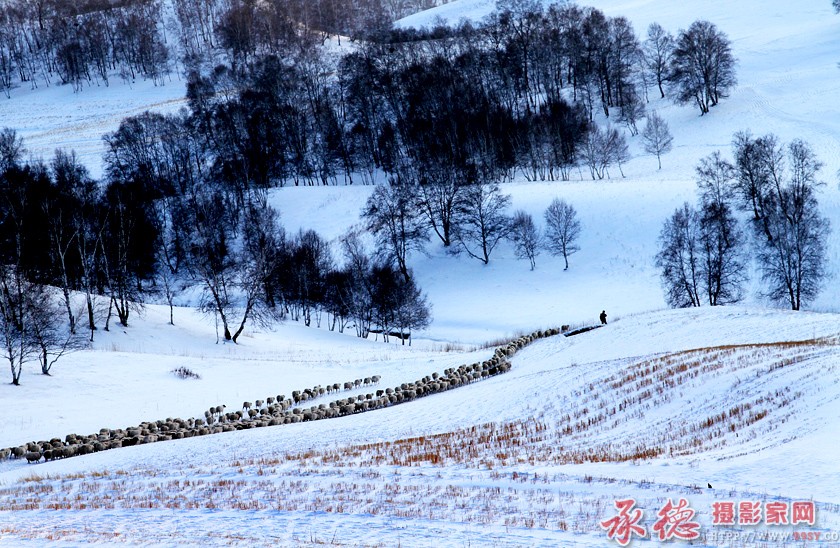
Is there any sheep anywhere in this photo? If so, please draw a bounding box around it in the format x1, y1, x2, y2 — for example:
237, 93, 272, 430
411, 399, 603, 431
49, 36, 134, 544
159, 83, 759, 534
0, 324, 547, 464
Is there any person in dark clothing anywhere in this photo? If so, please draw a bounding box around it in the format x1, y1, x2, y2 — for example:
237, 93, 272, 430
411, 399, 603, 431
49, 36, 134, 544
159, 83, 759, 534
600, 310, 607, 325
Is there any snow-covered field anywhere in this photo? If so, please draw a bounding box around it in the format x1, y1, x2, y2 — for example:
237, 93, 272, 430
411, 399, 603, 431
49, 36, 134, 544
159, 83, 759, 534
2, 0, 840, 546
0, 77, 187, 180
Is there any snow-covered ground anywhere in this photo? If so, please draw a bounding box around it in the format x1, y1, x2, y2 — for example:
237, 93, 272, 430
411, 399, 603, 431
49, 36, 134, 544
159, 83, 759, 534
2, 0, 840, 546
0, 76, 187, 179
1, 306, 839, 546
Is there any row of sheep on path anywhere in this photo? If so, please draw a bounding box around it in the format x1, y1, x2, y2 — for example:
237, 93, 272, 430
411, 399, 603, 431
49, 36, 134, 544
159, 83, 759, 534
216, 374, 385, 423
233, 375, 383, 418
0, 327, 560, 464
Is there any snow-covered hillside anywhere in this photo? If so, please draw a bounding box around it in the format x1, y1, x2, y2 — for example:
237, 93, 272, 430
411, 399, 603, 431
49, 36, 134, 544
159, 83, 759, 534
1, 306, 839, 546
1, 0, 840, 545
0, 78, 187, 180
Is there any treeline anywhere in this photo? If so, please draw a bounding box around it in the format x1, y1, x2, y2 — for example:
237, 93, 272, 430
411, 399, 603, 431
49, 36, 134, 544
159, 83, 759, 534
112, 1, 734, 193
0, 0, 170, 96
0, 0, 459, 98
2, 0, 736, 191
0, 128, 431, 385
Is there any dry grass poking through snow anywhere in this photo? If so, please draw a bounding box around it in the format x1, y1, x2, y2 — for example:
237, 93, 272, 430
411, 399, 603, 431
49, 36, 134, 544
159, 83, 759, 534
1, 338, 837, 546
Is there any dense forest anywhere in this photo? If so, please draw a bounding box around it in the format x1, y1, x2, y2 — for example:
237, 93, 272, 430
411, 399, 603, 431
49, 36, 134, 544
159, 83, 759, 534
0, 0, 455, 97
0, 0, 747, 384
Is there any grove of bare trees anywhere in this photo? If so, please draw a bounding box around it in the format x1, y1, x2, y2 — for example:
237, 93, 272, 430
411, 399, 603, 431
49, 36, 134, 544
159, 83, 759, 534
657, 132, 828, 311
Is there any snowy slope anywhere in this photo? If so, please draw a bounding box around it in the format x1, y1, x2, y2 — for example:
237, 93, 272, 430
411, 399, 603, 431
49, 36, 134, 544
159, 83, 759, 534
0, 78, 187, 180
1, 307, 839, 546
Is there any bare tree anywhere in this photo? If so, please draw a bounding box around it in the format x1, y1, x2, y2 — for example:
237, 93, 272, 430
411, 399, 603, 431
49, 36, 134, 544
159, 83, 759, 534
44, 150, 87, 334
100, 180, 157, 329
26, 283, 85, 375
580, 126, 609, 180
617, 86, 645, 136
544, 198, 581, 270
641, 111, 673, 169
0, 128, 24, 172
454, 182, 511, 264
361, 180, 428, 282
0, 46, 13, 99
415, 163, 468, 248
730, 131, 784, 243
0, 265, 30, 385
185, 192, 280, 343
392, 274, 432, 346
581, 125, 629, 179
339, 230, 374, 339
369, 262, 432, 345
754, 140, 830, 310
656, 203, 702, 308
153, 196, 187, 326
669, 20, 737, 115
286, 228, 333, 327
643, 22, 674, 99
605, 125, 630, 177
657, 195, 746, 309
695, 151, 735, 207
725, 133, 829, 310
509, 210, 540, 270
698, 200, 746, 306
0, 168, 80, 381
608, 16, 642, 120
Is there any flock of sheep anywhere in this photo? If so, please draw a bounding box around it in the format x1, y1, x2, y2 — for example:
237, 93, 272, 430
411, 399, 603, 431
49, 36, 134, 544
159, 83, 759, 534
0, 327, 561, 465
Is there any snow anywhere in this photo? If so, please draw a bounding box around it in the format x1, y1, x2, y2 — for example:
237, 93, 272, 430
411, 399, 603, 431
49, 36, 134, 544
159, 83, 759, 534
2, 0, 840, 545
0, 76, 187, 180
